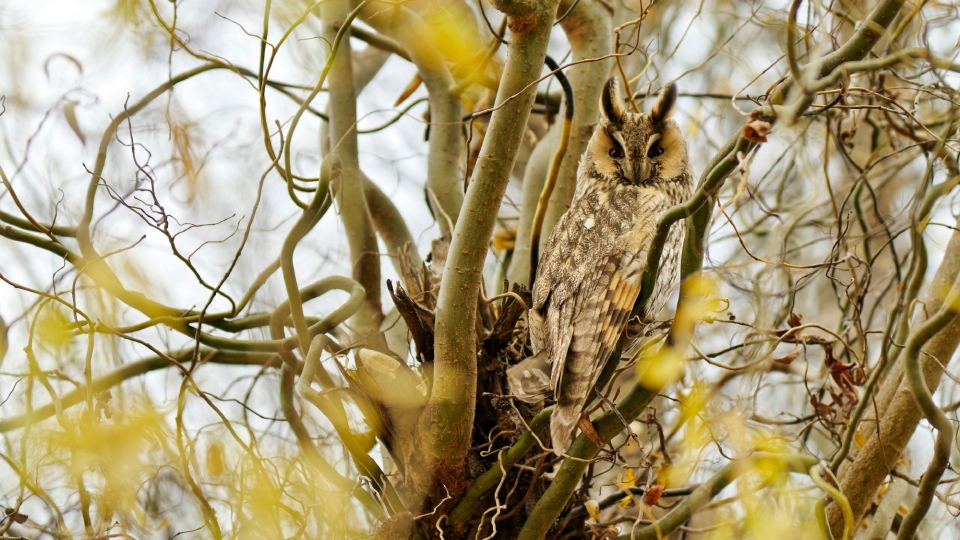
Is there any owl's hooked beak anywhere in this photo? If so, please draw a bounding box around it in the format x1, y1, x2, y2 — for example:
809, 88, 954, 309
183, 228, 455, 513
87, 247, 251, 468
632, 159, 652, 185
623, 158, 651, 185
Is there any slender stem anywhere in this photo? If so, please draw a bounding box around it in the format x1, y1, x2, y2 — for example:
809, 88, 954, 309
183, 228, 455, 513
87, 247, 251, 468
0, 349, 275, 432
362, 173, 421, 273
895, 284, 960, 539
320, 0, 386, 348
280, 155, 338, 354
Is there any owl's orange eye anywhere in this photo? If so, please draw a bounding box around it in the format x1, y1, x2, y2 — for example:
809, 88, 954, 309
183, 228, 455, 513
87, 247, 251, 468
648, 145, 664, 158
608, 147, 624, 159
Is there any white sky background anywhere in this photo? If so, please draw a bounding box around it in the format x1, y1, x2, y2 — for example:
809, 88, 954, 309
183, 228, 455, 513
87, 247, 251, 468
2, 0, 960, 537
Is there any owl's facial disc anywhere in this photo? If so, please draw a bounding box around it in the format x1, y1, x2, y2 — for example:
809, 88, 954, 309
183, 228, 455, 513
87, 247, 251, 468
613, 131, 662, 185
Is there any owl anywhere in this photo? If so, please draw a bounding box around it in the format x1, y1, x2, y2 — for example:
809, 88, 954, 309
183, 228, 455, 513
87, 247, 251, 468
508, 78, 694, 454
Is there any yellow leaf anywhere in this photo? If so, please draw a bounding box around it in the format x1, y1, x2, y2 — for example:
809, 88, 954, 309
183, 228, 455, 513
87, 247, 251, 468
420, 7, 483, 67
492, 226, 516, 252
617, 495, 633, 508
637, 346, 685, 389
660, 461, 696, 488
854, 431, 867, 448
206, 441, 225, 478
584, 499, 600, 520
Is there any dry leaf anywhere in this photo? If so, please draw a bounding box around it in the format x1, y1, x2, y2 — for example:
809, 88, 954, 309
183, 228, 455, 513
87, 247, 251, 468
394, 73, 422, 107
743, 109, 772, 143
743, 119, 772, 142
643, 483, 665, 506
774, 346, 801, 365
579, 413, 604, 449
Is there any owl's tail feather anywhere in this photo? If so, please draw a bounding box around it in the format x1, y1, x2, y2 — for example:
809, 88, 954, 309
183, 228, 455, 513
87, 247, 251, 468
550, 338, 604, 454
551, 366, 594, 454
550, 402, 582, 456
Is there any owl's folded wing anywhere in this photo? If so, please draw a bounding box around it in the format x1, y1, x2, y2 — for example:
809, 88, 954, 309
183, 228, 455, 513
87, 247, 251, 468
550, 247, 646, 454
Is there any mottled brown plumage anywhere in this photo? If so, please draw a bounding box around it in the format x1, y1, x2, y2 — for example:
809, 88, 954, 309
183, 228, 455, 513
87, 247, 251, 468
508, 78, 694, 454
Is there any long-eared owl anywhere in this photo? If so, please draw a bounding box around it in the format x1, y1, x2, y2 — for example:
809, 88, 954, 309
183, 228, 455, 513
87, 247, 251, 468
508, 78, 694, 454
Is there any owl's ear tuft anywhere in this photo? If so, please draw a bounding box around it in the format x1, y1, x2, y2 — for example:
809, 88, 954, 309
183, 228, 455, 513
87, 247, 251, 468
600, 77, 624, 127
650, 81, 677, 125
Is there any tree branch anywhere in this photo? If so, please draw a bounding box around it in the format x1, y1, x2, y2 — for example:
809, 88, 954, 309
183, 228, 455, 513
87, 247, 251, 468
423, 0, 561, 498
360, 5, 465, 235
322, 0, 386, 351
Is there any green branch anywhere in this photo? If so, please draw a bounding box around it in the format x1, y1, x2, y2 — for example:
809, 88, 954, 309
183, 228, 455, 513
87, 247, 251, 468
280, 155, 338, 354
637, 135, 748, 313
517, 382, 659, 539
360, 4, 464, 235
423, 0, 561, 495
362, 174, 421, 272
